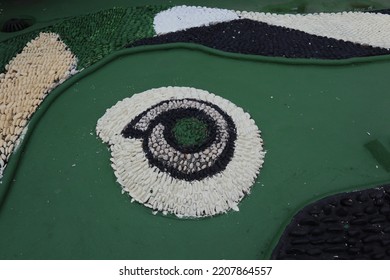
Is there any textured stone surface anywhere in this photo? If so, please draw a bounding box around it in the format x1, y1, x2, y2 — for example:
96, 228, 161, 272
272, 185, 390, 260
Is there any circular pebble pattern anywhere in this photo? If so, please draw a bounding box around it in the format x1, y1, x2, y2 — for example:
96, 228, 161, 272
272, 184, 390, 260
121, 98, 237, 181
0, 32, 77, 177
96, 87, 265, 218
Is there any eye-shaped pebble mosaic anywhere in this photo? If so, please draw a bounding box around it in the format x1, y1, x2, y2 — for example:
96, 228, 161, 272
0, 32, 77, 178
96, 87, 265, 218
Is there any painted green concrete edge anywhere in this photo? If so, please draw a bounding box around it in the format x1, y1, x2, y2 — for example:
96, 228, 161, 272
1, 42, 390, 258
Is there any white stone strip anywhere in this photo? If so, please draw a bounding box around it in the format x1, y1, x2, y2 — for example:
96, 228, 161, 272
237, 10, 390, 49
97, 87, 265, 218
0, 32, 77, 178
154, 5, 239, 35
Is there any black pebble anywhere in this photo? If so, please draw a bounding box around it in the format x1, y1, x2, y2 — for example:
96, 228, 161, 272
286, 248, 305, 255
311, 228, 324, 236
321, 217, 337, 223
323, 246, 346, 253
351, 218, 368, 225
357, 194, 369, 202
311, 238, 325, 245
347, 229, 361, 237
290, 229, 309, 237
353, 211, 365, 217
372, 253, 385, 259
383, 226, 390, 233
299, 218, 319, 226
362, 246, 374, 253
380, 206, 390, 214
327, 237, 345, 244
381, 239, 390, 246
327, 226, 345, 233
322, 205, 333, 215
363, 226, 381, 233
306, 248, 322, 256
291, 238, 310, 245
347, 238, 359, 245
363, 235, 381, 243
348, 247, 360, 255
375, 199, 385, 206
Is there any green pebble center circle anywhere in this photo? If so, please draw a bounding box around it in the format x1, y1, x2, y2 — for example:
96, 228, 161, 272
172, 117, 209, 148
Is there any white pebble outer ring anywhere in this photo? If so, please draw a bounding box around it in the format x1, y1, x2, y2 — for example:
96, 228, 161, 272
96, 87, 265, 218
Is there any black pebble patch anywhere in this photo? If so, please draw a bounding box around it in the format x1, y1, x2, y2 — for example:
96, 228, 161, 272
128, 19, 390, 59
368, 9, 390, 15
121, 99, 237, 181
272, 184, 390, 259
2, 18, 32, 33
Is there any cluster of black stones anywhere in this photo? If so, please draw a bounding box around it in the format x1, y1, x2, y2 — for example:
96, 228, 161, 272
122, 98, 237, 181
128, 19, 390, 59
272, 184, 390, 259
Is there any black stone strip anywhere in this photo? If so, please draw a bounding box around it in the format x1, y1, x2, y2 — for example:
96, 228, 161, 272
122, 98, 237, 181
161, 108, 218, 154
367, 9, 390, 15
127, 19, 390, 59
272, 184, 390, 260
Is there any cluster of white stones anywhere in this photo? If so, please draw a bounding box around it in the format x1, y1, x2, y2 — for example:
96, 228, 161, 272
153, 5, 239, 35
131, 98, 230, 175
237, 10, 390, 49
0, 32, 77, 177
154, 5, 390, 49
97, 87, 265, 218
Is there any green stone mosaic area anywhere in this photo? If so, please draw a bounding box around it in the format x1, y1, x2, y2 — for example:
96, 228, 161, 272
0, 6, 167, 71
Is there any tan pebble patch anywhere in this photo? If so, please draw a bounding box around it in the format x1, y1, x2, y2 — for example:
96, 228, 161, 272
0, 32, 78, 177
